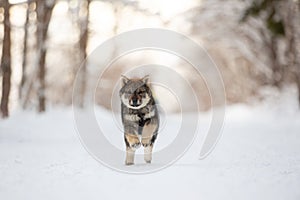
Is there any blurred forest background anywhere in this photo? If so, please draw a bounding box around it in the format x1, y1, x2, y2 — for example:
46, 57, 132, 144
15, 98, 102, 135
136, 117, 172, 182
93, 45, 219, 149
0, 0, 299, 118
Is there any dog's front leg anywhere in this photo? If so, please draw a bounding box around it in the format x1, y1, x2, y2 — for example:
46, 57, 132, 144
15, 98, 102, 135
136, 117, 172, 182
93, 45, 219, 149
142, 124, 157, 163
124, 133, 140, 165
144, 145, 153, 163
125, 147, 136, 165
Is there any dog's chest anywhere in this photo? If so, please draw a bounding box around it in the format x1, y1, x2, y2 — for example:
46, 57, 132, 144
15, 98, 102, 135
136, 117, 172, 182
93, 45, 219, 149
124, 109, 156, 122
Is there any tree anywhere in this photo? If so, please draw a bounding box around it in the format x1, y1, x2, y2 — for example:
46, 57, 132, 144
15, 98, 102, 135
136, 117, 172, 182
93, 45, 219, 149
284, 1, 300, 105
242, 0, 285, 86
242, 0, 300, 106
19, 0, 31, 100
79, 0, 91, 107
36, 0, 55, 112
0, 0, 11, 118
75, 0, 90, 107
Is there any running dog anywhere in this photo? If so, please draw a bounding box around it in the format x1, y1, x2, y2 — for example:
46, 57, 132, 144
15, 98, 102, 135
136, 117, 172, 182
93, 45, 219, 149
119, 75, 159, 165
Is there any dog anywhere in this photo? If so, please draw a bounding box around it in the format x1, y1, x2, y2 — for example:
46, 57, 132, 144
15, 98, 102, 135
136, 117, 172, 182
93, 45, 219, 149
119, 75, 159, 165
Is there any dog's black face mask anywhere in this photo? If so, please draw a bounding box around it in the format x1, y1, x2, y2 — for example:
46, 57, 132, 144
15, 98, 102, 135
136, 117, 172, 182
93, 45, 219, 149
120, 76, 151, 110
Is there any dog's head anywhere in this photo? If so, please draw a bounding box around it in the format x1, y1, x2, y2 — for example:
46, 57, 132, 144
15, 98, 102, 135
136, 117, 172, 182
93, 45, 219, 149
119, 75, 152, 109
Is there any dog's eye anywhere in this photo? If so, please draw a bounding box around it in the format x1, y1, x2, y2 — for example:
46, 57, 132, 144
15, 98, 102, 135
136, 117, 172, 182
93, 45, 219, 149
137, 91, 144, 95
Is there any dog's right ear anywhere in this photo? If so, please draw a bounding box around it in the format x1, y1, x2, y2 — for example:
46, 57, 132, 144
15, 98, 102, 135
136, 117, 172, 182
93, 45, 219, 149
121, 75, 129, 87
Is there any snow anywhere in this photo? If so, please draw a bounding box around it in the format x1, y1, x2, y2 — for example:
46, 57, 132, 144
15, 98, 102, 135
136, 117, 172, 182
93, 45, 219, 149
1, 92, 300, 200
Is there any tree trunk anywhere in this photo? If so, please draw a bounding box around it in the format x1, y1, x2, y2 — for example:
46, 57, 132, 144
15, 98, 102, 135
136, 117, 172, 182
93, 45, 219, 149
19, 1, 31, 100
77, 0, 90, 107
0, 1, 11, 118
296, 75, 300, 108
270, 36, 282, 87
36, 0, 55, 112
285, 0, 300, 107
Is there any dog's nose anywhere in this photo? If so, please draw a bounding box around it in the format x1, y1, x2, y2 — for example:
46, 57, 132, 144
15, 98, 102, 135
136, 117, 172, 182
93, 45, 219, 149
132, 98, 138, 106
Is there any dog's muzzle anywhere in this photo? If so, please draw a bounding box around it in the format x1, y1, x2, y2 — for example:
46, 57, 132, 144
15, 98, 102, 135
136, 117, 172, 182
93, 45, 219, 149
130, 97, 141, 107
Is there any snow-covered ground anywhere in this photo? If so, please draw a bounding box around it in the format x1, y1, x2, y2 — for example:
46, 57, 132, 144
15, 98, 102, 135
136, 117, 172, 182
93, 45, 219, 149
1, 91, 300, 200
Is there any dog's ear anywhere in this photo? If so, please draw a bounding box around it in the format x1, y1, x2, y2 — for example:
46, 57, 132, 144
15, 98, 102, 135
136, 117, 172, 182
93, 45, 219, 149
142, 75, 150, 85
121, 75, 129, 87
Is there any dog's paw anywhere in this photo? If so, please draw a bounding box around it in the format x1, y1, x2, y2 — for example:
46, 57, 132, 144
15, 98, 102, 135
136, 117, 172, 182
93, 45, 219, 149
145, 159, 151, 164
142, 143, 150, 147
125, 161, 134, 165
130, 142, 141, 149
144, 154, 152, 163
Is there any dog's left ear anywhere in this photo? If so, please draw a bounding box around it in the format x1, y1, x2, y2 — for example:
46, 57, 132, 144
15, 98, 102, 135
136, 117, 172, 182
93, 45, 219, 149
142, 75, 150, 85
121, 75, 129, 87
